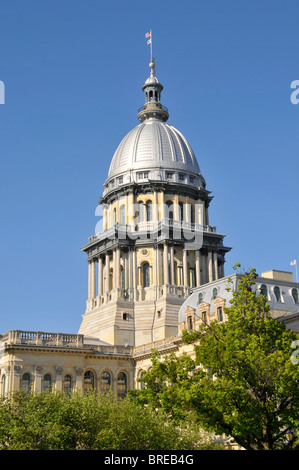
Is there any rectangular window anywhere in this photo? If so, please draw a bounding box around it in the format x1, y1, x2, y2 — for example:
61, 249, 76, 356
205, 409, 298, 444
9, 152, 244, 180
179, 173, 185, 182
202, 311, 207, 324
187, 316, 193, 330
137, 172, 149, 180
217, 307, 223, 322
118, 176, 123, 184
189, 176, 194, 183
166, 172, 173, 180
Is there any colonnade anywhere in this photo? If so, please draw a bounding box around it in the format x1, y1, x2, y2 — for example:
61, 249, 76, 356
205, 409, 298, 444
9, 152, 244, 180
87, 245, 224, 303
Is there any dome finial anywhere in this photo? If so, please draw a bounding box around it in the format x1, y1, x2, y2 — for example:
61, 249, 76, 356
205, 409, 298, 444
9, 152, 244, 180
137, 34, 169, 123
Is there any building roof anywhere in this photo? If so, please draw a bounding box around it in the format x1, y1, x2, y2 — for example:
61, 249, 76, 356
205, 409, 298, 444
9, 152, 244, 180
108, 119, 201, 179
105, 58, 205, 187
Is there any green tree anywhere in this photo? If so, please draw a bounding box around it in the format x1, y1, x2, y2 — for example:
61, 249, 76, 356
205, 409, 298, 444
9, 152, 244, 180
133, 267, 299, 450
0, 389, 211, 450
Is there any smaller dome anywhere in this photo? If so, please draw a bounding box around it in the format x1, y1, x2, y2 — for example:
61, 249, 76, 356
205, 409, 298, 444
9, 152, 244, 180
144, 75, 160, 85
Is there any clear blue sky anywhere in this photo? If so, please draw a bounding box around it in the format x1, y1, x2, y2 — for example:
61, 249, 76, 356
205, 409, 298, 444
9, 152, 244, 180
0, 0, 298, 334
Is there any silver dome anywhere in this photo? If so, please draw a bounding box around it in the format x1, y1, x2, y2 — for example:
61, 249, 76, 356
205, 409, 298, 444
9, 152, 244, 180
108, 118, 201, 180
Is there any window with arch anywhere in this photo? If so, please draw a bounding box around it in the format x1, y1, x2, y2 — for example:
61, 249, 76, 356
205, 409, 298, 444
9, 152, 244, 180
146, 200, 152, 221
217, 307, 223, 322
179, 202, 184, 221
100, 371, 112, 394
117, 372, 127, 399
198, 292, 203, 303
292, 288, 299, 304
120, 204, 126, 225
21, 373, 31, 392
143, 262, 150, 288
83, 370, 95, 394
190, 204, 195, 224
274, 286, 281, 302
113, 207, 117, 224
166, 200, 174, 220
260, 284, 268, 298
139, 371, 146, 390
212, 287, 218, 300
43, 374, 52, 392
138, 201, 144, 222
63, 375, 72, 395
121, 266, 125, 288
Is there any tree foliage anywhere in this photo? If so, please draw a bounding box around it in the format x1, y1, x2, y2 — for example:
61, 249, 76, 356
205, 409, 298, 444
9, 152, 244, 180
133, 267, 299, 450
0, 389, 212, 450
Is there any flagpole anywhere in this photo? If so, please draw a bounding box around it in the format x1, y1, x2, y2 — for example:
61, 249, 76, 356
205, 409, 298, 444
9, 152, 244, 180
150, 29, 153, 61
296, 260, 298, 283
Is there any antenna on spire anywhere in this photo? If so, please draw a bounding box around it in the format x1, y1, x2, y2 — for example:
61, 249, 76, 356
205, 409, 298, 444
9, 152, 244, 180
145, 30, 152, 61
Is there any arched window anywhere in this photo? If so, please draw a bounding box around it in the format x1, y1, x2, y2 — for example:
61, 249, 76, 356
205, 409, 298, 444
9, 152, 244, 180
139, 371, 146, 390
117, 372, 127, 399
198, 292, 203, 303
260, 284, 268, 298
143, 262, 150, 287
63, 375, 72, 395
212, 287, 218, 300
217, 307, 223, 322
179, 202, 184, 222
120, 204, 126, 225
166, 200, 174, 220
100, 371, 112, 394
138, 201, 144, 222
190, 204, 195, 224
83, 370, 95, 394
21, 373, 31, 392
292, 288, 299, 304
274, 286, 281, 302
146, 200, 152, 221
113, 208, 117, 224
43, 374, 52, 392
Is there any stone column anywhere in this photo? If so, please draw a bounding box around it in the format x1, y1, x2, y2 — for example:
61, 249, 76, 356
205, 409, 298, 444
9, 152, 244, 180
105, 253, 110, 293
153, 190, 158, 223
75, 368, 83, 392
132, 249, 137, 289
55, 367, 63, 392
213, 252, 219, 280
183, 249, 188, 286
113, 250, 116, 289
98, 256, 103, 296
88, 261, 91, 299
88, 260, 96, 299
170, 245, 175, 285
195, 250, 201, 287
115, 248, 121, 288
185, 198, 190, 223
208, 251, 213, 282
163, 243, 169, 285
160, 190, 165, 220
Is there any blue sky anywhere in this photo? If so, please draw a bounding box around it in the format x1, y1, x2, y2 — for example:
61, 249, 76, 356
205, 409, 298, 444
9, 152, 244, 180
0, 0, 298, 334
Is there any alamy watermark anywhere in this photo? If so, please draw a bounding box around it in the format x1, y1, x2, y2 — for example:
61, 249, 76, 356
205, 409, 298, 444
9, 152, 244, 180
93, 202, 204, 251
0, 80, 4, 104
290, 80, 299, 104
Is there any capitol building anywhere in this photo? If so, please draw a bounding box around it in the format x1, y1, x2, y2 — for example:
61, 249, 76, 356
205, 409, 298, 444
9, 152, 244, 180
1, 58, 299, 396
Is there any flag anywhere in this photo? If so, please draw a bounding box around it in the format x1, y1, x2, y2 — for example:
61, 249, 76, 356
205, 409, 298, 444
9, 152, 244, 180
147, 39, 151, 45
145, 32, 151, 38
291, 260, 297, 266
